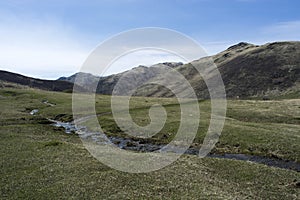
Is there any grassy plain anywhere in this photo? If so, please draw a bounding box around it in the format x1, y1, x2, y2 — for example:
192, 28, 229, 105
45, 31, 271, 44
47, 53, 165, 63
0, 87, 299, 199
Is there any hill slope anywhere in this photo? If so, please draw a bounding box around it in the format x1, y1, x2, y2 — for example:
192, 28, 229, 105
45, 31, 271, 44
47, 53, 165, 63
215, 41, 300, 97
0, 70, 84, 92
134, 41, 300, 98
61, 41, 300, 98
2, 41, 299, 98
60, 62, 183, 95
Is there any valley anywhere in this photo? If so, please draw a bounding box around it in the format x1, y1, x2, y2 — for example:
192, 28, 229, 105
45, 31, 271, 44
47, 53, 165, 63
0, 86, 299, 199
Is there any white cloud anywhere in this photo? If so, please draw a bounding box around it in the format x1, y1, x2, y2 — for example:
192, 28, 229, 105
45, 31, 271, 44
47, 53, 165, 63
0, 12, 210, 79
0, 11, 90, 79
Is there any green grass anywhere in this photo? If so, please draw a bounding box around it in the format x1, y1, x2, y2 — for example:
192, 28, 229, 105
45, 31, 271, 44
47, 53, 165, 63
97, 98, 300, 161
0, 87, 299, 199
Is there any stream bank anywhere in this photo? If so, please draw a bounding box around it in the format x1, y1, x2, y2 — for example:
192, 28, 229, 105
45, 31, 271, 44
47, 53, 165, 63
49, 119, 300, 172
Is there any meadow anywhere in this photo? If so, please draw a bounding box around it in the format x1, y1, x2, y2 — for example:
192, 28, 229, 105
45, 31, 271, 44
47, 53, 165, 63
0, 86, 299, 199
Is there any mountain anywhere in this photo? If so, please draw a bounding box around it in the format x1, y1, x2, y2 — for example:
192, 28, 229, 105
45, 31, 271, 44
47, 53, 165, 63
212, 41, 300, 97
0, 70, 85, 92
58, 72, 100, 88
60, 41, 300, 98
133, 41, 300, 98
60, 62, 183, 95
1, 41, 299, 98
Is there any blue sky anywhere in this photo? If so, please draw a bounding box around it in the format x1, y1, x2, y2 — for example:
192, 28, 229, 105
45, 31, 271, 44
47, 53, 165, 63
0, 0, 300, 79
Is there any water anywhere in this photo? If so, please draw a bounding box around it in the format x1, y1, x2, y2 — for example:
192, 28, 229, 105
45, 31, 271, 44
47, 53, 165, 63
30, 109, 39, 115
208, 153, 300, 172
48, 119, 77, 134
49, 119, 300, 172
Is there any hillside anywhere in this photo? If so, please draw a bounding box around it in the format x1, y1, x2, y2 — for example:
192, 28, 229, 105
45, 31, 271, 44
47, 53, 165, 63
215, 41, 300, 97
1, 41, 299, 98
59, 62, 183, 95
60, 41, 300, 98
0, 70, 85, 92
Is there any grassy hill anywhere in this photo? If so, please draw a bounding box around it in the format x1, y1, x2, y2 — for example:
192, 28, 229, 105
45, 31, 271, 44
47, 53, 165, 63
1, 41, 299, 99
134, 41, 300, 98
60, 41, 300, 99
0, 70, 85, 93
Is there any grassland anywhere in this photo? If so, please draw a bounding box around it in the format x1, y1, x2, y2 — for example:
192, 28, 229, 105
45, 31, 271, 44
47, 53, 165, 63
0, 87, 299, 199
97, 96, 300, 162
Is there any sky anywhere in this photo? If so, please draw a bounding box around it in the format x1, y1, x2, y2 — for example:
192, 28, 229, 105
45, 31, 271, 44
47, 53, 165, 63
0, 0, 300, 79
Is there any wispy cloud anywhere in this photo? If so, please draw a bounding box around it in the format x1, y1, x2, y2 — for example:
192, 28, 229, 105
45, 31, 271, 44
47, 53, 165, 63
0, 11, 208, 79
0, 11, 89, 79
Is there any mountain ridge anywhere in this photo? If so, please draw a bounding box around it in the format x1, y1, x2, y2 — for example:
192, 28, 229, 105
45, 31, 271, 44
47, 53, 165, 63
0, 70, 85, 92
1, 41, 299, 98
60, 41, 300, 98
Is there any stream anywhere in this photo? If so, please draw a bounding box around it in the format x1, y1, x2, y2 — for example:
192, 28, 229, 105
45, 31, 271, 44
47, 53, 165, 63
49, 119, 300, 172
